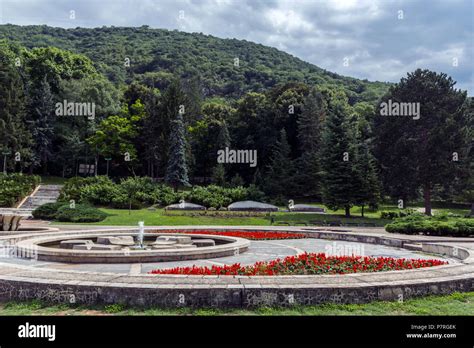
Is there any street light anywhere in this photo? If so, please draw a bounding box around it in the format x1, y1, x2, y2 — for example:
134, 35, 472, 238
105, 157, 112, 176
2, 150, 11, 174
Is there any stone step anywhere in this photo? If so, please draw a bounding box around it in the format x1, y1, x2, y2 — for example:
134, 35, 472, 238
34, 192, 61, 196
24, 197, 58, 202
22, 201, 57, 206
18, 184, 63, 210
38, 185, 63, 189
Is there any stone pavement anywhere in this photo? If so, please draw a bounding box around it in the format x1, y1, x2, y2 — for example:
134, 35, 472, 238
0, 225, 472, 307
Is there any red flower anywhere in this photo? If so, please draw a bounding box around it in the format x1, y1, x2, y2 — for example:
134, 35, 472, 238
149, 252, 447, 276
153, 229, 306, 240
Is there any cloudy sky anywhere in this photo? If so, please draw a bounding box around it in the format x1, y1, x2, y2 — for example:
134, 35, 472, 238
1, 0, 472, 93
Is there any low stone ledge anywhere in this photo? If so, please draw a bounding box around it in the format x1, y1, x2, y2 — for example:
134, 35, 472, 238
422, 243, 472, 262
0, 267, 472, 307
0, 227, 473, 307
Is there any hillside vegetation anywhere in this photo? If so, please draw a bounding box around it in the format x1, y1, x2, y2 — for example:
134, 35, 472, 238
0, 24, 389, 102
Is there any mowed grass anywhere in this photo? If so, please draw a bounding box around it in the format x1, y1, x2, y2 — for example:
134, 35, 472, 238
52, 208, 389, 226
51, 205, 469, 227
1, 292, 472, 316
54, 208, 270, 226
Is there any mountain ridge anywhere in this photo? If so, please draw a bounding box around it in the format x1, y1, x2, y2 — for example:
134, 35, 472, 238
0, 24, 390, 103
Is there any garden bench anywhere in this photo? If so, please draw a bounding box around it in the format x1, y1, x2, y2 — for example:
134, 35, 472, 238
275, 221, 290, 226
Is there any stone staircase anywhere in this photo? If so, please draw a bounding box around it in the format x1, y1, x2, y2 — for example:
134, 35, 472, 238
18, 185, 63, 213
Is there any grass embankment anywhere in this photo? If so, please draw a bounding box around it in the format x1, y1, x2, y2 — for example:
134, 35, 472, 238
1, 292, 472, 316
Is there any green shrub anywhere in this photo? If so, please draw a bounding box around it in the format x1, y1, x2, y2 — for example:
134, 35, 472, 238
59, 176, 265, 209
55, 204, 107, 222
32, 202, 66, 220
385, 215, 473, 236
153, 185, 180, 206
59, 176, 114, 202
79, 181, 118, 206
120, 176, 156, 205
380, 211, 398, 219
380, 209, 416, 219
269, 195, 288, 207
184, 185, 232, 208
184, 184, 265, 208
110, 192, 143, 209
0, 173, 40, 207
246, 184, 265, 201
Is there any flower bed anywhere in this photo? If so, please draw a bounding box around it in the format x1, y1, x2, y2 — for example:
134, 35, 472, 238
150, 253, 447, 276
154, 229, 307, 240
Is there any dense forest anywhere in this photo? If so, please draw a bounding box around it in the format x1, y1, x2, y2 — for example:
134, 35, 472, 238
0, 24, 389, 102
0, 25, 472, 214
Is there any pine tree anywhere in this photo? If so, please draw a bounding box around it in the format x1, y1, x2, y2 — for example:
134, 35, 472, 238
211, 120, 231, 185
211, 164, 226, 186
230, 173, 245, 187
158, 79, 188, 176
295, 88, 324, 197
264, 129, 295, 197
374, 69, 469, 215
165, 112, 190, 189
353, 118, 380, 216
0, 53, 33, 172
216, 120, 231, 149
319, 98, 359, 217
28, 76, 55, 174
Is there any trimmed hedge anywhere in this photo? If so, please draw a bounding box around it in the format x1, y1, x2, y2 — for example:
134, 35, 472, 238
0, 173, 40, 207
32, 202, 107, 222
32, 202, 66, 220
55, 204, 108, 222
59, 176, 265, 209
385, 214, 474, 237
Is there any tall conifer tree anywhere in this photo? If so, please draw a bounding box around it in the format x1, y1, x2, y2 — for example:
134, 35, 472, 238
319, 98, 359, 217
165, 112, 189, 189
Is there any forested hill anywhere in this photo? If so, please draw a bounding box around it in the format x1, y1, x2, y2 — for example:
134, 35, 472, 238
0, 24, 389, 103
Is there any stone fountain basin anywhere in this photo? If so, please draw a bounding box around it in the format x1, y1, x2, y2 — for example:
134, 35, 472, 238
14, 232, 250, 263
0, 210, 31, 231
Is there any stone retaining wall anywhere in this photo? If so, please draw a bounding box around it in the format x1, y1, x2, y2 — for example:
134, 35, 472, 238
0, 228, 472, 307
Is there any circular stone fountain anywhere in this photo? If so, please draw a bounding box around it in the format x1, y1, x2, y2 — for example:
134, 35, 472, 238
0, 227, 472, 307
15, 231, 250, 263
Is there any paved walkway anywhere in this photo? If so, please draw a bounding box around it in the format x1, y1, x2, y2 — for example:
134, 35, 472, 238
0, 236, 453, 275
0, 225, 472, 307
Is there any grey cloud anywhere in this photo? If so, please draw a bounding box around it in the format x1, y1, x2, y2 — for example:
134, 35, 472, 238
1, 0, 472, 93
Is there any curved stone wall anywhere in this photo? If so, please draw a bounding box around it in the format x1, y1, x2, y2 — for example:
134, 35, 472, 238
0, 227, 472, 307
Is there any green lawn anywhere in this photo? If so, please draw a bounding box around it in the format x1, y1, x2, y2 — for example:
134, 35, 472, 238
51, 204, 469, 227
52, 208, 389, 226
1, 292, 472, 316
55, 208, 271, 226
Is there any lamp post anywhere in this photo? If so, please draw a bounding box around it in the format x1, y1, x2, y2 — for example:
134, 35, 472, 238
105, 157, 112, 176
2, 150, 11, 174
